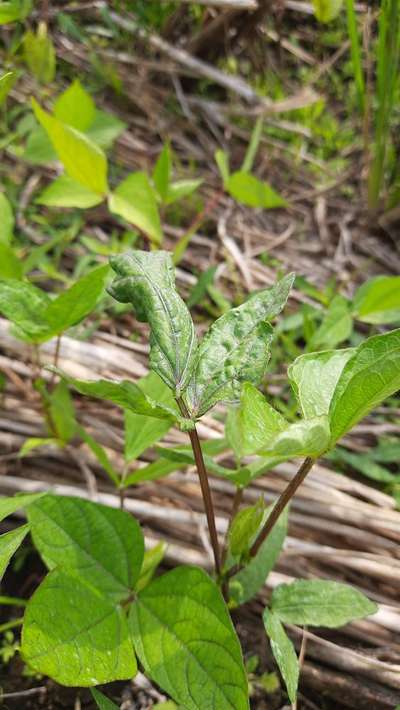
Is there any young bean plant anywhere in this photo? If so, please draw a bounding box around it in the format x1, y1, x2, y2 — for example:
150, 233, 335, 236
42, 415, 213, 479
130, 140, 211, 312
1, 249, 400, 709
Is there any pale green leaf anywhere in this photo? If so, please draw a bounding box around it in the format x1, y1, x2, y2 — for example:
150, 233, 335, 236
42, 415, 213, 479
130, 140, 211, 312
227, 171, 287, 209
166, 178, 202, 205
329, 329, 400, 443
32, 99, 108, 195
0, 243, 22, 279
48, 380, 76, 443
263, 610, 299, 704
0, 193, 14, 243
54, 79, 96, 131
124, 372, 175, 462
353, 276, 400, 324
108, 251, 196, 395
22, 569, 136, 686
229, 498, 264, 557
24, 126, 56, 164
19, 437, 60, 457
0, 279, 51, 341
186, 274, 294, 416
36, 175, 103, 208
313, 0, 344, 22
238, 383, 287, 456
23, 23, 55, 84
129, 566, 249, 710
0, 525, 29, 580
288, 348, 355, 418
152, 142, 171, 202
309, 295, 352, 349
215, 149, 230, 185
86, 110, 126, 149
27, 494, 144, 600
271, 579, 377, 626
122, 458, 180, 487
91, 688, 119, 710
136, 541, 167, 592
0, 493, 44, 523
261, 416, 330, 458
0, 71, 16, 106
108, 173, 161, 244
0, 0, 32, 24
229, 506, 288, 606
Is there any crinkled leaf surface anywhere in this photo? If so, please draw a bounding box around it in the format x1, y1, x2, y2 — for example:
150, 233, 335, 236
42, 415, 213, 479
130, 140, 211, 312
36, 175, 103, 208
32, 99, 108, 195
271, 579, 377, 627
353, 276, 400, 325
27, 494, 144, 601
129, 566, 249, 710
22, 569, 136, 686
186, 274, 294, 416
108, 251, 196, 395
263, 610, 298, 704
329, 329, 400, 443
288, 348, 355, 419
0, 524, 29, 580
108, 173, 161, 244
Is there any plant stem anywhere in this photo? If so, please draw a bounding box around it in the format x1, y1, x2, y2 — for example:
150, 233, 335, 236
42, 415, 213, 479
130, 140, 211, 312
226, 457, 315, 580
177, 399, 221, 576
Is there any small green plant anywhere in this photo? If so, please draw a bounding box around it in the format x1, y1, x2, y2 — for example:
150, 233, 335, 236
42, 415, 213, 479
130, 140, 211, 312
1, 250, 399, 706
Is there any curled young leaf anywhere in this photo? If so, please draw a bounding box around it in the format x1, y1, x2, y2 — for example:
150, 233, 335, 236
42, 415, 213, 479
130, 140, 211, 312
108, 251, 197, 396
186, 273, 294, 417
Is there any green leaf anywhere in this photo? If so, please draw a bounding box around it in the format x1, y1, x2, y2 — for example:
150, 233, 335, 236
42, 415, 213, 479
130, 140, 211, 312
309, 295, 353, 349
19, 437, 60, 457
0, 525, 29, 581
31, 99, 108, 195
215, 149, 230, 185
22, 569, 136, 686
54, 370, 179, 421
122, 458, 179, 487
36, 175, 104, 208
329, 329, 400, 443
48, 380, 76, 443
263, 610, 299, 704
54, 79, 96, 131
152, 142, 171, 202
0, 243, 23, 279
108, 173, 161, 245
0, 193, 14, 243
78, 426, 120, 486
226, 171, 287, 209
187, 265, 217, 308
27, 494, 144, 600
166, 179, 202, 205
23, 23, 55, 84
129, 566, 249, 710
0, 71, 16, 106
0, 493, 44, 523
108, 251, 196, 395
330, 447, 397, 484
261, 416, 330, 458
124, 372, 175, 462
136, 541, 167, 592
24, 126, 56, 164
229, 498, 264, 557
353, 276, 400, 324
271, 579, 377, 627
186, 274, 294, 417
229, 507, 288, 606
0, 0, 32, 24
91, 689, 119, 710
0, 279, 51, 341
288, 348, 354, 419
238, 383, 287, 456
86, 110, 126, 149
312, 0, 344, 22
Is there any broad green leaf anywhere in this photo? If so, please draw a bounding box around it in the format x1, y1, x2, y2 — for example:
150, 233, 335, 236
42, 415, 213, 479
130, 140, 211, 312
48, 380, 76, 443
54, 370, 180, 421
122, 458, 179, 487
27, 494, 144, 600
261, 416, 330, 458
86, 110, 126, 149
288, 348, 354, 418
329, 329, 400, 443
32, 99, 108, 195
0, 525, 29, 580
0, 279, 51, 341
136, 541, 167, 592
238, 383, 287, 456
227, 171, 287, 209
36, 175, 103, 208
54, 79, 96, 131
312, 0, 344, 22
78, 426, 120, 486
22, 569, 136, 686
166, 178, 202, 205
0, 71, 16, 106
0, 0, 32, 24
130, 566, 249, 710
330, 447, 397, 484
309, 295, 352, 350
229, 507, 288, 606
109, 173, 161, 245
124, 372, 175, 462
24, 126, 56, 164
263, 610, 298, 704
0, 243, 22, 279
0, 493, 44, 523
91, 689, 119, 710
19, 437, 60, 457
229, 498, 264, 557
108, 251, 196, 395
23, 23, 55, 84
0, 193, 14, 243
43, 264, 109, 336
152, 142, 171, 202
186, 274, 294, 416
353, 276, 400, 324
225, 406, 245, 461
271, 579, 377, 627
